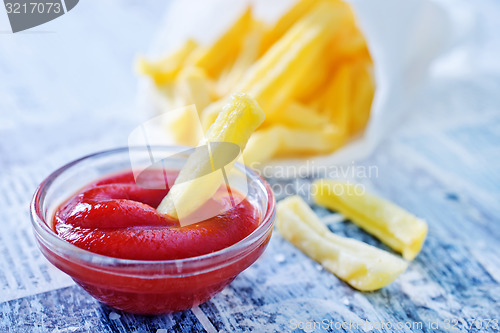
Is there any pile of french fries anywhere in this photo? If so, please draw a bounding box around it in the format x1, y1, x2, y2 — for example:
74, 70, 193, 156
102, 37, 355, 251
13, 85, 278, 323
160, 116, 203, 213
137, 0, 375, 165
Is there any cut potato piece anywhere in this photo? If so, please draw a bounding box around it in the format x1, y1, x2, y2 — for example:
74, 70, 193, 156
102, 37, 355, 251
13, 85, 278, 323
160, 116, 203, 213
349, 61, 375, 136
275, 125, 342, 156
328, 25, 368, 64
243, 129, 281, 167
157, 93, 265, 224
201, 100, 226, 132
216, 19, 265, 98
192, 7, 254, 79
315, 60, 374, 139
136, 39, 198, 85
318, 64, 351, 139
312, 180, 428, 260
243, 125, 342, 165
259, 0, 318, 54
176, 67, 213, 112
155, 81, 182, 111
267, 102, 328, 129
161, 105, 203, 147
260, 0, 348, 55
276, 196, 408, 291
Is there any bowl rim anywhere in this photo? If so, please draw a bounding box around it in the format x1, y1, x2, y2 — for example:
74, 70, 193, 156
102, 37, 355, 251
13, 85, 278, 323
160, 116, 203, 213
30, 146, 276, 277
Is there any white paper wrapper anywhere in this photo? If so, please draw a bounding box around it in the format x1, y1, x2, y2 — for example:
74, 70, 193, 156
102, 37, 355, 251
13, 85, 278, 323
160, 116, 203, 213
136, 0, 459, 176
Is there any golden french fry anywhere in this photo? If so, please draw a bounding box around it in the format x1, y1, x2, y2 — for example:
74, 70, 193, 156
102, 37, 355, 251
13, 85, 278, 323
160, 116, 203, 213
328, 25, 369, 63
243, 128, 281, 167
318, 64, 351, 139
158, 93, 265, 222
137, 39, 198, 85
267, 102, 328, 129
176, 66, 214, 111
315, 59, 374, 139
349, 61, 375, 135
243, 125, 342, 164
216, 19, 266, 98
277, 196, 408, 291
277, 125, 342, 156
200, 100, 226, 132
293, 55, 330, 103
312, 180, 428, 260
192, 7, 254, 79
154, 81, 185, 112
259, 0, 318, 54
161, 105, 203, 147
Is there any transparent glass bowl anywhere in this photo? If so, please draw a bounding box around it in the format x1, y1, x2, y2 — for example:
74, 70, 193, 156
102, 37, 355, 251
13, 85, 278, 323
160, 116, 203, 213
30, 147, 275, 314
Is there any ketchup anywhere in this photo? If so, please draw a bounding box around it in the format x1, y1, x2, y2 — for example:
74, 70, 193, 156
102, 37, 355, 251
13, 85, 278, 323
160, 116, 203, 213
53, 170, 260, 260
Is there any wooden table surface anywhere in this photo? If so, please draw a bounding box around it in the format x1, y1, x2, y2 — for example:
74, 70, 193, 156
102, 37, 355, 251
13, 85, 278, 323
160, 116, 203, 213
1, 1, 499, 332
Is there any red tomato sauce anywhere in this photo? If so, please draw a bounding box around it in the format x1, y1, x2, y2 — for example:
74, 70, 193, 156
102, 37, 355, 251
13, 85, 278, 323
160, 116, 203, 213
53, 170, 260, 260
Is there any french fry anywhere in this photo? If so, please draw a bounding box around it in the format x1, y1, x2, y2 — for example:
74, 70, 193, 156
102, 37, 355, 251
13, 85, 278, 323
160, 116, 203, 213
161, 105, 203, 147
267, 102, 328, 129
216, 19, 266, 98
243, 125, 342, 165
200, 100, 226, 132
293, 55, 330, 103
157, 93, 265, 222
259, 0, 318, 54
136, 39, 198, 85
191, 7, 254, 79
349, 61, 375, 136
176, 66, 213, 112
276, 196, 408, 291
243, 128, 281, 166
315, 59, 374, 139
318, 64, 351, 139
277, 125, 342, 156
312, 180, 428, 260
155, 82, 185, 111
328, 25, 369, 64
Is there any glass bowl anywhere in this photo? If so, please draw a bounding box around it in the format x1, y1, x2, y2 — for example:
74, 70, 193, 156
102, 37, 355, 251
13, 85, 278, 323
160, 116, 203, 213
30, 147, 275, 314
